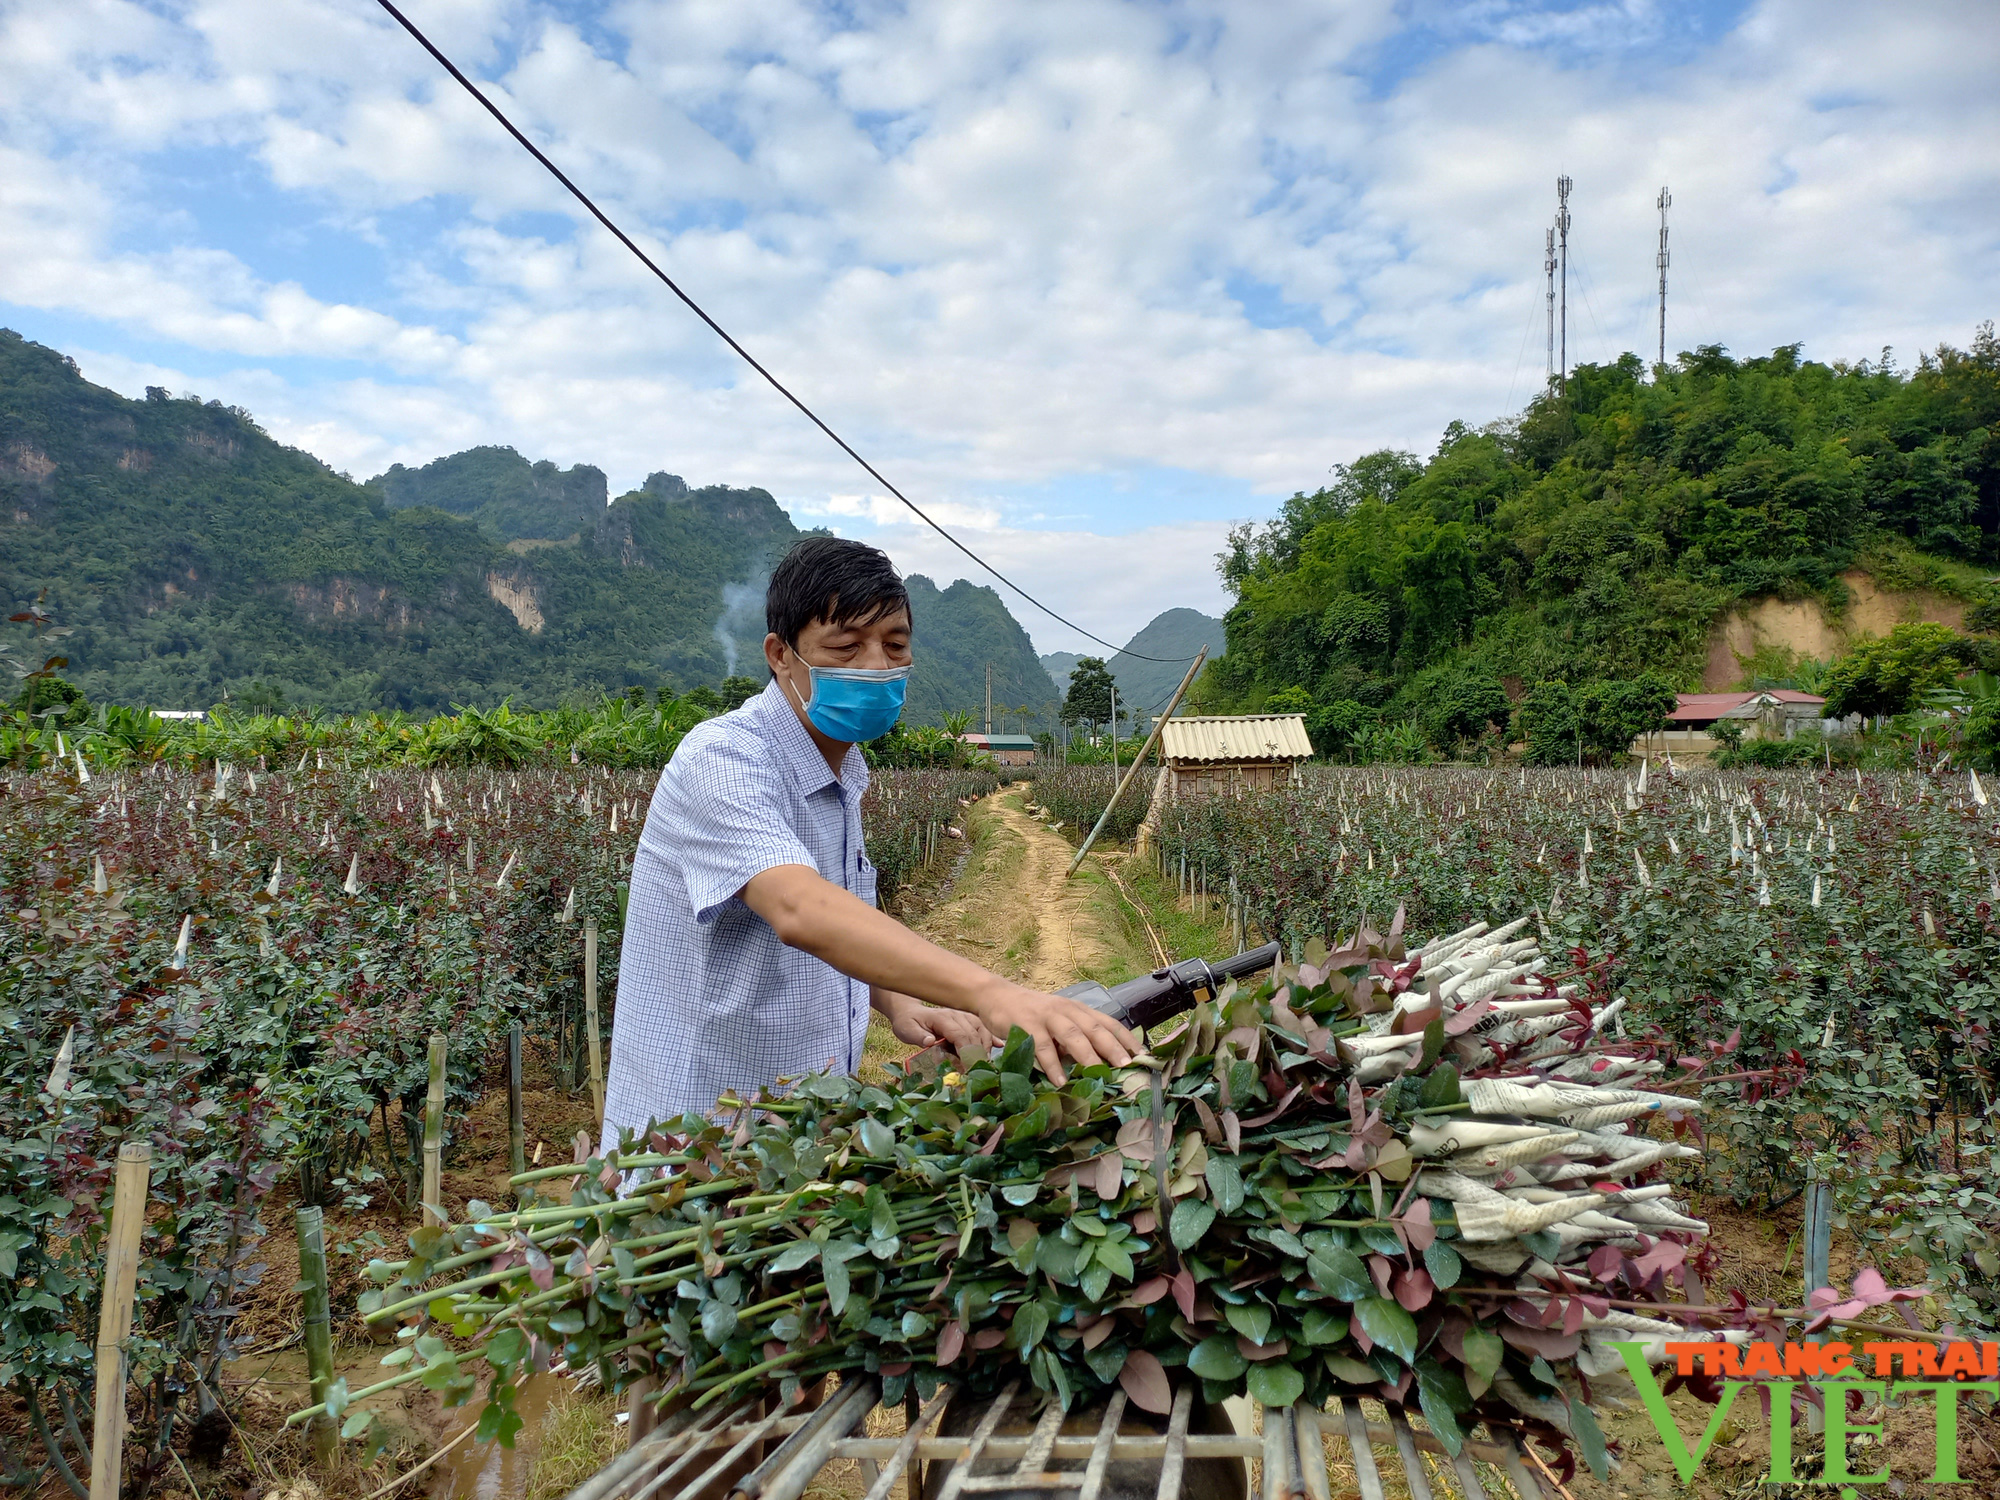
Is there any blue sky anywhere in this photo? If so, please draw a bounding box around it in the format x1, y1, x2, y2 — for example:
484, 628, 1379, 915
1, 0, 1994, 654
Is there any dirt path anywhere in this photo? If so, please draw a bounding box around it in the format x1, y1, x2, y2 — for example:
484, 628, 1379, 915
908, 786, 1153, 992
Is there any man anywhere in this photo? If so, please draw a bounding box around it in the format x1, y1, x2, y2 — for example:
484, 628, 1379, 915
601, 537, 1136, 1148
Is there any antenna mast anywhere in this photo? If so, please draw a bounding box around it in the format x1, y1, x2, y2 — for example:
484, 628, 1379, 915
1555, 175, 1572, 394
1544, 226, 1557, 384
1656, 185, 1672, 370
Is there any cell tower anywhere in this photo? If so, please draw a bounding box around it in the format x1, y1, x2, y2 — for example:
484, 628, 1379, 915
1555, 175, 1572, 393
1544, 226, 1557, 384
1656, 185, 1672, 370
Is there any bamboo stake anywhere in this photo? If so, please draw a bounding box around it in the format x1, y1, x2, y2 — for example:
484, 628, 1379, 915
296, 1206, 338, 1463
1066, 647, 1206, 879
584, 918, 606, 1129
89, 1141, 151, 1500
508, 1021, 527, 1186
422, 1034, 447, 1227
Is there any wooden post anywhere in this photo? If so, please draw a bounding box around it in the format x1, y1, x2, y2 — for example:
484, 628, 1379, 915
583, 919, 606, 1130
1804, 1166, 1832, 1297
422, 1033, 447, 1227
508, 1021, 527, 1183
90, 1142, 151, 1500
295, 1206, 338, 1463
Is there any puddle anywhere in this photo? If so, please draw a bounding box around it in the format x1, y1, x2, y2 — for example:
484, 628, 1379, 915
430, 1375, 563, 1500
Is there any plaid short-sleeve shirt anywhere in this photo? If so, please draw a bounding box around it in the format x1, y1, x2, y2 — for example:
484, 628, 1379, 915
600, 679, 876, 1146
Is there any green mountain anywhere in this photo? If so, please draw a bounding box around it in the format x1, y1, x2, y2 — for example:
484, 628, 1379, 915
1041, 651, 1083, 685
1104, 608, 1226, 715
0, 329, 1052, 717
1041, 608, 1226, 720
906, 575, 1059, 726
1200, 331, 2000, 736
370, 445, 608, 541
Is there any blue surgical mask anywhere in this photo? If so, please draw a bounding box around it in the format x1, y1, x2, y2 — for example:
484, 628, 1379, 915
785, 663, 910, 743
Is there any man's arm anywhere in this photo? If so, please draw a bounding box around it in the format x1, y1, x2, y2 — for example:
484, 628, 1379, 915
742, 864, 1135, 1083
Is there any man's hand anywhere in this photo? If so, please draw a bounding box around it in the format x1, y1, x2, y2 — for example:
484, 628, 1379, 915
747, 865, 1136, 1084
877, 993, 996, 1053
975, 982, 1138, 1085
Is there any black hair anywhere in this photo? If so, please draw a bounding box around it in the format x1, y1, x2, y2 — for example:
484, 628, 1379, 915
766, 537, 911, 650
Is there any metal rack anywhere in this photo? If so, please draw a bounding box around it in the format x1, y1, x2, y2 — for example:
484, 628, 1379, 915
563, 1379, 1559, 1500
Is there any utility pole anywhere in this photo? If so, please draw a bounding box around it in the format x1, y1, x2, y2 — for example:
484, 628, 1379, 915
1656, 185, 1672, 370
1556, 175, 1572, 394
1109, 681, 1118, 775
1544, 225, 1558, 384
984, 662, 992, 735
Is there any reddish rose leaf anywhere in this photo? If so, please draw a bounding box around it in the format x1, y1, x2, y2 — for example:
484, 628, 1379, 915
1367, 1254, 1396, 1299
1242, 1085, 1303, 1128
1171, 1269, 1197, 1323
1128, 1276, 1171, 1306
1191, 1098, 1223, 1144
1443, 1000, 1494, 1036
1095, 1150, 1125, 1199
1237, 1335, 1291, 1362
1114, 1117, 1157, 1161
1131, 1208, 1158, 1235
1393, 1267, 1433, 1313
1349, 1308, 1374, 1355
1586, 1245, 1624, 1284
936, 1320, 965, 1365
971, 1327, 1008, 1350
1399, 1199, 1435, 1252
1499, 1323, 1581, 1359
522, 1241, 554, 1291
1435, 1309, 1471, 1363
976, 1125, 1004, 1156
1632, 1239, 1686, 1281
1119, 1350, 1172, 1415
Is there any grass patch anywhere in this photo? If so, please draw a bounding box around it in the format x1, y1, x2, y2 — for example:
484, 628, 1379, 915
1116, 851, 1236, 968
524, 1382, 624, 1500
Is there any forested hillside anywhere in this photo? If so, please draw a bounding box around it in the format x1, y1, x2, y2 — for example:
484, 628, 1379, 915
1195, 328, 2000, 738
0, 331, 1055, 717
370, 444, 608, 541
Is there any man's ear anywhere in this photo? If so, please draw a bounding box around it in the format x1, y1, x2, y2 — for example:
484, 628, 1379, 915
762, 632, 789, 675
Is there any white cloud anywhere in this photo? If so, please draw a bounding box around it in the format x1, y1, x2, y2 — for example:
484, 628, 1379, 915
858, 516, 1237, 660
1, 0, 1996, 650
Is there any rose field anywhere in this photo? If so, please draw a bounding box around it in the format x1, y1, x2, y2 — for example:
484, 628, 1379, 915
0, 754, 992, 1496
3, 751, 1998, 1499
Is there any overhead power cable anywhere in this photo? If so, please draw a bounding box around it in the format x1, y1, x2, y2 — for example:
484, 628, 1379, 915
372, 0, 1196, 665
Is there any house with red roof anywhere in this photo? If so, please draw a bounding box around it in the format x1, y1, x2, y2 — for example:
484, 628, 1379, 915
1668, 690, 1828, 729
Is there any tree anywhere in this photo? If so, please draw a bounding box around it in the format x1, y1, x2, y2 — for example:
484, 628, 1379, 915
1518, 674, 1677, 765
1061, 658, 1115, 734
11, 674, 88, 728
1423, 671, 1511, 749
1305, 698, 1374, 758
1823, 622, 1970, 720
720, 675, 763, 712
